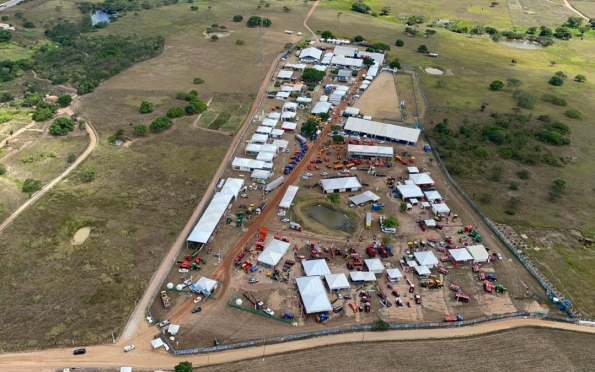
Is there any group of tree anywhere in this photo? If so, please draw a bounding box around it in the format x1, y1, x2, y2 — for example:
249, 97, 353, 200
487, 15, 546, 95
49, 117, 76, 135
149, 116, 173, 133
301, 119, 318, 137
176, 90, 208, 115
321, 30, 334, 39
351, 1, 371, 14
302, 67, 325, 83
246, 16, 271, 27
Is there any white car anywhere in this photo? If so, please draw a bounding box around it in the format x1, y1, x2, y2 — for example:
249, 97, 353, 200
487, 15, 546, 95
278, 211, 286, 216
281, 218, 290, 223
178, 268, 189, 273
263, 308, 274, 316
305, 173, 313, 177
496, 253, 503, 260
194, 296, 202, 304
124, 345, 135, 352
321, 172, 328, 176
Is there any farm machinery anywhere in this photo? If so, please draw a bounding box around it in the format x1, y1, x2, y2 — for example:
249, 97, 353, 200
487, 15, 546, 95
178, 254, 202, 271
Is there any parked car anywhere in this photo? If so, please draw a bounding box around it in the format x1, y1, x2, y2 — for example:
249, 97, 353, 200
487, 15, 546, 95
191, 307, 202, 313
343, 294, 352, 299
158, 319, 171, 328
249, 278, 259, 284
320, 172, 328, 176
240, 193, 249, 198
264, 308, 275, 316
73, 348, 86, 355
281, 218, 290, 223
178, 268, 189, 273
123, 345, 135, 352
496, 252, 502, 260
194, 296, 202, 304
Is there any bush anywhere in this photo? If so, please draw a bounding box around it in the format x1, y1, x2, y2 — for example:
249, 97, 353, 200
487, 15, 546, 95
236, 39, 245, 45
574, 74, 587, 82
489, 165, 503, 181
247, 16, 271, 27
211, 35, 219, 41
541, 94, 567, 106
49, 117, 76, 135
67, 154, 77, 164
193, 77, 205, 84
166, 107, 185, 118
1, 15, 8, 21
57, 94, 72, 107
233, 15, 243, 22
395, 39, 404, 47
22, 178, 42, 194
0, 29, 12, 42
513, 90, 536, 109
474, 147, 489, 158
565, 109, 582, 119
509, 181, 519, 190
190, 5, 198, 10
184, 99, 208, 115
517, 169, 531, 179
133, 124, 148, 136
23, 21, 36, 28
351, 2, 371, 14
504, 208, 516, 215
81, 168, 96, 182
417, 44, 429, 53
0, 163, 6, 175
149, 117, 173, 132
549, 75, 564, 86
479, 193, 492, 204
32, 108, 54, 122
140, 101, 154, 114
489, 80, 504, 91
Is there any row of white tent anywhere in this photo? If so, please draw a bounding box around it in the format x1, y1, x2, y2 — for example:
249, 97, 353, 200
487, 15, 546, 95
343, 117, 421, 145
347, 144, 394, 157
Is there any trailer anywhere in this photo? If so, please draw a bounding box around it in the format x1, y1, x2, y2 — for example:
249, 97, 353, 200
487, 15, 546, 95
365, 212, 372, 230
296, 134, 307, 144
160, 291, 171, 309
265, 176, 285, 193
444, 315, 463, 322
289, 222, 303, 231
455, 293, 469, 302
255, 202, 267, 215
484, 281, 493, 293
243, 291, 265, 309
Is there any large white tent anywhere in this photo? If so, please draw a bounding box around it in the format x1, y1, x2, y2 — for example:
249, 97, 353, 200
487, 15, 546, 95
432, 203, 451, 216
365, 258, 384, 274
187, 192, 232, 244
256, 126, 273, 135
410, 173, 434, 186
296, 276, 333, 313
245, 143, 262, 155
282, 122, 298, 131
414, 251, 438, 269
467, 245, 489, 263
272, 139, 289, 151
262, 119, 278, 128
258, 239, 290, 268
347, 144, 394, 158
256, 151, 275, 162
194, 277, 218, 295
283, 102, 298, 112
279, 185, 299, 209
325, 273, 350, 290
348, 190, 379, 206
260, 144, 279, 154
250, 133, 269, 144
450, 248, 473, 263
311, 101, 332, 114
151, 338, 164, 349
344, 117, 420, 144
281, 111, 297, 120
424, 190, 443, 202
251, 169, 271, 181
232, 157, 265, 172
414, 265, 431, 277
220, 178, 244, 200
303, 259, 331, 277
397, 184, 424, 200
268, 112, 281, 120
386, 268, 403, 282
349, 271, 377, 282
271, 129, 284, 138
320, 177, 362, 193
168, 324, 180, 335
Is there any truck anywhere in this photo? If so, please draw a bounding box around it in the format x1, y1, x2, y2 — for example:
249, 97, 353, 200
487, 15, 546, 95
379, 215, 396, 234
455, 293, 469, 302
296, 134, 307, 144
365, 212, 372, 230
289, 222, 303, 231
160, 291, 171, 309
366, 246, 376, 258
255, 202, 267, 215
484, 281, 493, 293
264, 176, 285, 193
243, 291, 265, 309
444, 315, 463, 322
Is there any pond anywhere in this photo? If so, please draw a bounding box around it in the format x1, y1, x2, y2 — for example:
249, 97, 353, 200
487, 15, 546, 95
499, 40, 543, 50
91, 11, 115, 26
304, 205, 355, 233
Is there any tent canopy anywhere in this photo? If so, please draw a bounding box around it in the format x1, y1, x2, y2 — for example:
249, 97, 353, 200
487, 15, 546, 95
256, 151, 275, 162
320, 177, 362, 193
450, 248, 473, 262
258, 239, 291, 267
296, 276, 333, 313
347, 144, 394, 157
365, 258, 384, 273
251, 169, 271, 180
414, 251, 438, 267
151, 338, 164, 349
196, 277, 218, 293
414, 265, 431, 276
432, 203, 451, 215
312, 101, 332, 114
325, 273, 350, 290
220, 178, 244, 199
256, 126, 273, 134
282, 122, 298, 131
269, 112, 281, 120
262, 119, 278, 128
407, 166, 419, 174
410, 173, 434, 185
349, 271, 376, 282
303, 259, 331, 277
168, 324, 180, 335
424, 190, 443, 202
272, 139, 289, 151
187, 192, 233, 244
386, 268, 403, 280
424, 219, 436, 227
467, 245, 489, 262
344, 117, 420, 144
279, 185, 299, 209
397, 184, 424, 199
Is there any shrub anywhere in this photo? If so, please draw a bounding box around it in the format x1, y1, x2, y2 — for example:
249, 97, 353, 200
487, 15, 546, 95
574, 74, 587, 82
82, 168, 96, 182
233, 15, 243, 22
489, 80, 504, 91
23, 21, 36, 28
541, 94, 567, 106
509, 181, 519, 190
513, 90, 536, 109
235, 39, 244, 45
49, 117, 76, 135
395, 39, 404, 47
479, 193, 492, 204
67, 154, 77, 164
190, 5, 198, 10
166, 107, 185, 118
549, 75, 564, 86
565, 109, 582, 119
57, 94, 72, 107
247, 16, 271, 27
140, 101, 154, 114
504, 209, 516, 215
133, 124, 148, 136
474, 147, 489, 158
22, 178, 42, 194
351, 2, 371, 14
193, 77, 205, 84
417, 44, 429, 53
0, 163, 6, 175
32, 108, 54, 122
211, 35, 219, 41
149, 117, 173, 132
517, 169, 531, 179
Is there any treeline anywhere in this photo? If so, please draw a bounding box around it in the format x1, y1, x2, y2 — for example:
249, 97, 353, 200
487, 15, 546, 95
78, 0, 179, 14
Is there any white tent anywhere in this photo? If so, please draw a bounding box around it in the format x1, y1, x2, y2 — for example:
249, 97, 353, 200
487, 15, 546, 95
120, 368, 133, 372
276, 91, 290, 100
348, 190, 379, 205
421, 201, 431, 209
284, 63, 306, 71
397, 184, 424, 200
279, 185, 299, 209
296, 276, 333, 313
258, 239, 291, 268
297, 96, 313, 103
410, 173, 434, 186
414, 251, 438, 269
320, 177, 362, 193
407, 166, 419, 174
220, 178, 244, 200
432, 203, 451, 216
262, 119, 278, 128
282, 122, 298, 131
168, 324, 180, 335
187, 192, 232, 244
232, 157, 265, 171
349, 271, 377, 282
344, 117, 421, 144
365, 258, 384, 274
319, 95, 329, 102
283, 102, 298, 112
303, 259, 331, 277
312, 101, 332, 114
271, 129, 284, 138
347, 144, 394, 158
272, 139, 289, 151
344, 107, 360, 117
256, 126, 273, 135
251, 169, 271, 180
424, 219, 436, 227
467, 245, 489, 263
313, 65, 328, 72
269, 112, 281, 120
250, 133, 269, 144
245, 143, 262, 155
331, 55, 363, 68
256, 152, 274, 162
414, 265, 431, 277
450, 248, 473, 262
299, 47, 323, 62
277, 70, 293, 79
260, 144, 278, 154
367, 66, 379, 77
386, 268, 403, 282
281, 111, 296, 120
324, 273, 350, 290
424, 190, 443, 202
195, 277, 218, 294
151, 338, 164, 349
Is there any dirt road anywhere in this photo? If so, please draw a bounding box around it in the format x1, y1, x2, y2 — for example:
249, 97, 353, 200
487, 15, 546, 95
0, 110, 98, 234
0, 317, 593, 371
563, 0, 590, 20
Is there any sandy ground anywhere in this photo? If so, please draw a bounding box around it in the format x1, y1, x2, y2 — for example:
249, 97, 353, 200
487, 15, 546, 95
353, 72, 400, 119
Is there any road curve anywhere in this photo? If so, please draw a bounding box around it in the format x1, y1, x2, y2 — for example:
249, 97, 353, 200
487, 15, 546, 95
0, 0, 21, 11
0, 317, 594, 371
563, 0, 590, 20
0, 112, 98, 234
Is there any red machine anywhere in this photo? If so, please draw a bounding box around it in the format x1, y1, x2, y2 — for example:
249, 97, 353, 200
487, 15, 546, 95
445, 236, 454, 244
255, 241, 264, 251
449, 283, 461, 292
391, 289, 400, 297
472, 264, 480, 273
440, 256, 450, 263
478, 271, 486, 280
455, 293, 470, 302
366, 246, 376, 258
414, 294, 421, 304
439, 267, 449, 275
484, 281, 493, 293
378, 246, 388, 258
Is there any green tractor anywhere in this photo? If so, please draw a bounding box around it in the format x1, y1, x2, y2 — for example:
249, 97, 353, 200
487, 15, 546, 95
191, 262, 202, 270
495, 284, 508, 293
226, 216, 233, 225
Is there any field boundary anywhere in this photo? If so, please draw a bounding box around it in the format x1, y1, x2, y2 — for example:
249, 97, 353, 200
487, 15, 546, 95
160, 311, 575, 355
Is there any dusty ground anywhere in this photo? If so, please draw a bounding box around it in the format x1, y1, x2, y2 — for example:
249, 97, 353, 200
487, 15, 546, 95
353, 72, 400, 120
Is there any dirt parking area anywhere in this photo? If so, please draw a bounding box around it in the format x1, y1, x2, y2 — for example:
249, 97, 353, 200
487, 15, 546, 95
353, 72, 399, 120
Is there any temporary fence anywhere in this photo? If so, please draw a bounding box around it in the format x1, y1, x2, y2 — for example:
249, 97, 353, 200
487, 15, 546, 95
399, 65, 456, 110
228, 296, 297, 325
157, 311, 575, 356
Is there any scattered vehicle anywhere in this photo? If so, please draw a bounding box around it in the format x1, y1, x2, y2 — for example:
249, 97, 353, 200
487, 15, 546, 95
444, 315, 463, 322
191, 307, 202, 313
178, 268, 189, 273
158, 319, 171, 328
283, 311, 295, 320
348, 302, 359, 313
343, 294, 352, 300
193, 296, 202, 304
495, 284, 508, 293
333, 305, 344, 313
73, 348, 86, 355
487, 273, 498, 281
123, 345, 135, 352
377, 290, 387, 299
496, 252, 503, 260
449, 284, 461, 292
321, 172, 328, 176
281, 218, 290, 223
240, 193, 248, 198
278, 211, 286, 217
243, 291, 264, 309
380, 299, 392, 308
264, 308, 275, 316
439, 267, 449, 275
214, 338, 220, 347
249, 277, 259, 284
414, 294, 421, 304
289, 222, 303, 231
478, 271, 486, 281
455, 293, 470, 302
160, 291, 171, 309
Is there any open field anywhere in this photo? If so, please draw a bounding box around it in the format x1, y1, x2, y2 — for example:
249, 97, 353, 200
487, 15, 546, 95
570, 1, 595, 18
0, 0, 312, 350
195, 328, 595, 372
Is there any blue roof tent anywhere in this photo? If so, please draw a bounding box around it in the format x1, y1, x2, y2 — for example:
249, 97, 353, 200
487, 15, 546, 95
337, 69, 351, 82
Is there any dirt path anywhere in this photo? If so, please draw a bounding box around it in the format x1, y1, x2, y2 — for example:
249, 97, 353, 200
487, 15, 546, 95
302, 0, 319, 38
563, 0, 590, 20
0, 107, 97, 234
0, 317, 593, 371
31, 71, 78, 93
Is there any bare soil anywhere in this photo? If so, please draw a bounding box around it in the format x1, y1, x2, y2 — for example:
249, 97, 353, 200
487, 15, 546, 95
353, 72, 400, 120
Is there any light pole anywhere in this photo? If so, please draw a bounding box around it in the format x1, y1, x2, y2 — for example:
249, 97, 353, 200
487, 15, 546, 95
443, 181, 450, 200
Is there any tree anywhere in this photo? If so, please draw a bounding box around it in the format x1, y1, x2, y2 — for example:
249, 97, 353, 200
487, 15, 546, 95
327, 193, 340, 204
554, 27, 572, 40
77, 81, 96, 95
351, 1, 371, 14
301, 119, 318, 136
371, 42, 390, 52
490, 1, 499, 6
49, 117, 76, 135
489, 80, 504, 91
511, 59, 517, 66
399, 202, 408, 212
167, 107, 185, 118
374, 317, 390, 331
190, 5, 198, 10
517, 169, 531, 179
150, 116, 173, 132
332, 135, 344, 143
506, 78, 523, 88
82, 168, 96, 182
236, 39, 245, 45
318, 112, 330, 122
565, 109, 582, 119
0, 29, 12, 42
417, 44, 429, 53
539, 26, 553, 37
480, 102, 488, 111
508, 196, 522, 209
174, 361, 193, 372
233, 15, 243, 22
565, 16, 583, 28
133, 124, 148, 136
193, 77, 205, 84
425, 29, 436, 37
321, 30, 334, 39
514, 90, 536, 109
553, 178, 566, 191
140, 101, 154, 114
575, 74, 587, 82
388, 59, 401, 69
23, 21, 36, 29
578, 25, 590, 36
354, 35, 364, 42
549, 75, 564, 86
22, 178, 42, 195
383, 216, 399, 228
380, 6, 391, 15
57, 94, 72, 107
526, 26, 537, 34
247, 16, 271, 27
302, 68, 325, 83
395, 39, 404, 47
211, 35, 219, 41
185, 99, 208, 115
362, 58, 375, 67
550, 60, 556, 67
0, 163, 6, 175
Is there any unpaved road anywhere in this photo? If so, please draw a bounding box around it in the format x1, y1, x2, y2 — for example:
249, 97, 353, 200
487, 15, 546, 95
563, 0, 590, 20
0, 318, 594, 371
0, 108, 98, 234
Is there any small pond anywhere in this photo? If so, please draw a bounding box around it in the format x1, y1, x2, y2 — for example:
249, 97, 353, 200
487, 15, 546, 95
305, 205, 355, 233
91, 11, 115, 26
499, 40, 543, 50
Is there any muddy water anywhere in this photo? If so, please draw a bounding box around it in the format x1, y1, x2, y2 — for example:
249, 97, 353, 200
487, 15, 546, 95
305, 205, 355, 233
